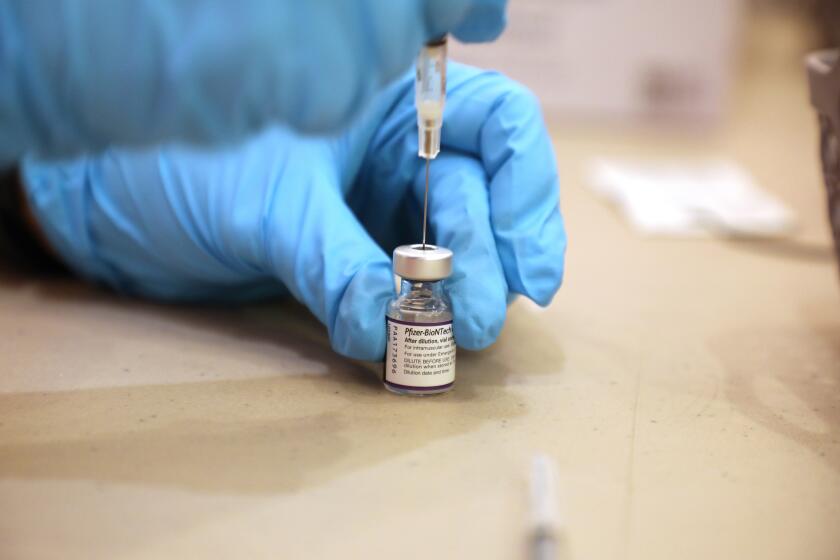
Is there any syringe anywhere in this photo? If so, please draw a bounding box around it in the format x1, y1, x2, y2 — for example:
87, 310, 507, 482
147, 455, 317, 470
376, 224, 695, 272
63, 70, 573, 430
415, 36, 447, 248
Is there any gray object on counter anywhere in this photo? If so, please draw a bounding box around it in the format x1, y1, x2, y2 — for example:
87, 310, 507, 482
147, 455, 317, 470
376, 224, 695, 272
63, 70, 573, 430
807, 49, 840, 276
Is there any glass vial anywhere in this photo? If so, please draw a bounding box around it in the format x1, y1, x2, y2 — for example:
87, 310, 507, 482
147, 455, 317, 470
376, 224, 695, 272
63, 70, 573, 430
384, 244, 455, 396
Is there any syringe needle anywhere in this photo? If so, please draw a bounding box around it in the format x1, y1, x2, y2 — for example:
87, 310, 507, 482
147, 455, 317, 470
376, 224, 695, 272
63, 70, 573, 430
422, 157, 430, 249
415, 36, 446, 251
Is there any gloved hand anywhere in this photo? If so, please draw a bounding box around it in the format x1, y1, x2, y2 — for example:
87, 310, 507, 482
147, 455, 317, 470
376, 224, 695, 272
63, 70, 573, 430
22, 63, 566, 361
0, 0, 506, 164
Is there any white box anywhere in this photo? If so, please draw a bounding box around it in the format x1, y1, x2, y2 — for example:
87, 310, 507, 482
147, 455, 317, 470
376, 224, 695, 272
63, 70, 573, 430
449, 0, 744, 122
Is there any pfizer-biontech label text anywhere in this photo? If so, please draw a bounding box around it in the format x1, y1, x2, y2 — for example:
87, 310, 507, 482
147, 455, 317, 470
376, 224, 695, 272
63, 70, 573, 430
385, 318, 455, 389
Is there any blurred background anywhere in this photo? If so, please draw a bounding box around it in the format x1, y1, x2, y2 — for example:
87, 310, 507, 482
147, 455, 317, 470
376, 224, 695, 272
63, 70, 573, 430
452, 0, 837, 124
451, 0, 839, 267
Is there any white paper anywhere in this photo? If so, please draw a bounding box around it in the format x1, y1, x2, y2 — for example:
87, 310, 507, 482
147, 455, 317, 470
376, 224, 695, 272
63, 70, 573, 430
586, 159, 796, 237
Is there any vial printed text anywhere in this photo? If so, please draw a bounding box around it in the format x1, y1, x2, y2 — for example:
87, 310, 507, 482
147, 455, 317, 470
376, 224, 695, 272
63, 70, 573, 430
385, 319, 455, 388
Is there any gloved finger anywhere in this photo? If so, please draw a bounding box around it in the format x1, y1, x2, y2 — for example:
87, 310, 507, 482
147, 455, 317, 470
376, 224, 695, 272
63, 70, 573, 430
415, 152, 508, 350
0, 0, 507, 165
441, 64, 567, 306
432, 0, 507, 43
263, 155, 393, 361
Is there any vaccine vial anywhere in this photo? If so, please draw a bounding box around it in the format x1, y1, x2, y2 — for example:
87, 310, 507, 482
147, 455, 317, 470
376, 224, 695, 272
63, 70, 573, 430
384, 244, 455, 396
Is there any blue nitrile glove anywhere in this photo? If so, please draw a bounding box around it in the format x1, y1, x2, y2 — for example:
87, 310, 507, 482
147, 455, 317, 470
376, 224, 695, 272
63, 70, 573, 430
0, 0, 506, 165
22, 63, 566, 361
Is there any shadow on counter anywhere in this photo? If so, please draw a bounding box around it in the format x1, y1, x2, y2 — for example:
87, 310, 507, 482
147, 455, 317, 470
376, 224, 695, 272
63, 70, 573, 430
0, 266, 566, 494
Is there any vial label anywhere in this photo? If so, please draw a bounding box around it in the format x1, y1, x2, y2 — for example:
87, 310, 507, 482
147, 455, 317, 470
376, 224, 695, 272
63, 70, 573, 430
384, 317, 455, 390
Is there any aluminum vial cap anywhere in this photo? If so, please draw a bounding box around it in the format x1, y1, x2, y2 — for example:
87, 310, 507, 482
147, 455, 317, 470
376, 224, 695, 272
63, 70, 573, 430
393, 244, 452, 281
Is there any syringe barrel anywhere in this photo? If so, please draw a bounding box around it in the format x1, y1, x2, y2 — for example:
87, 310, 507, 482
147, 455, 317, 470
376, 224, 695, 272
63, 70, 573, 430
415, 37, 447, 159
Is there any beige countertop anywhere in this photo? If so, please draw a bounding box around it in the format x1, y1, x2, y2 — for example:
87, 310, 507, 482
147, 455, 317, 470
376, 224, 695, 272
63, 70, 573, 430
1, 13, 839, 560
